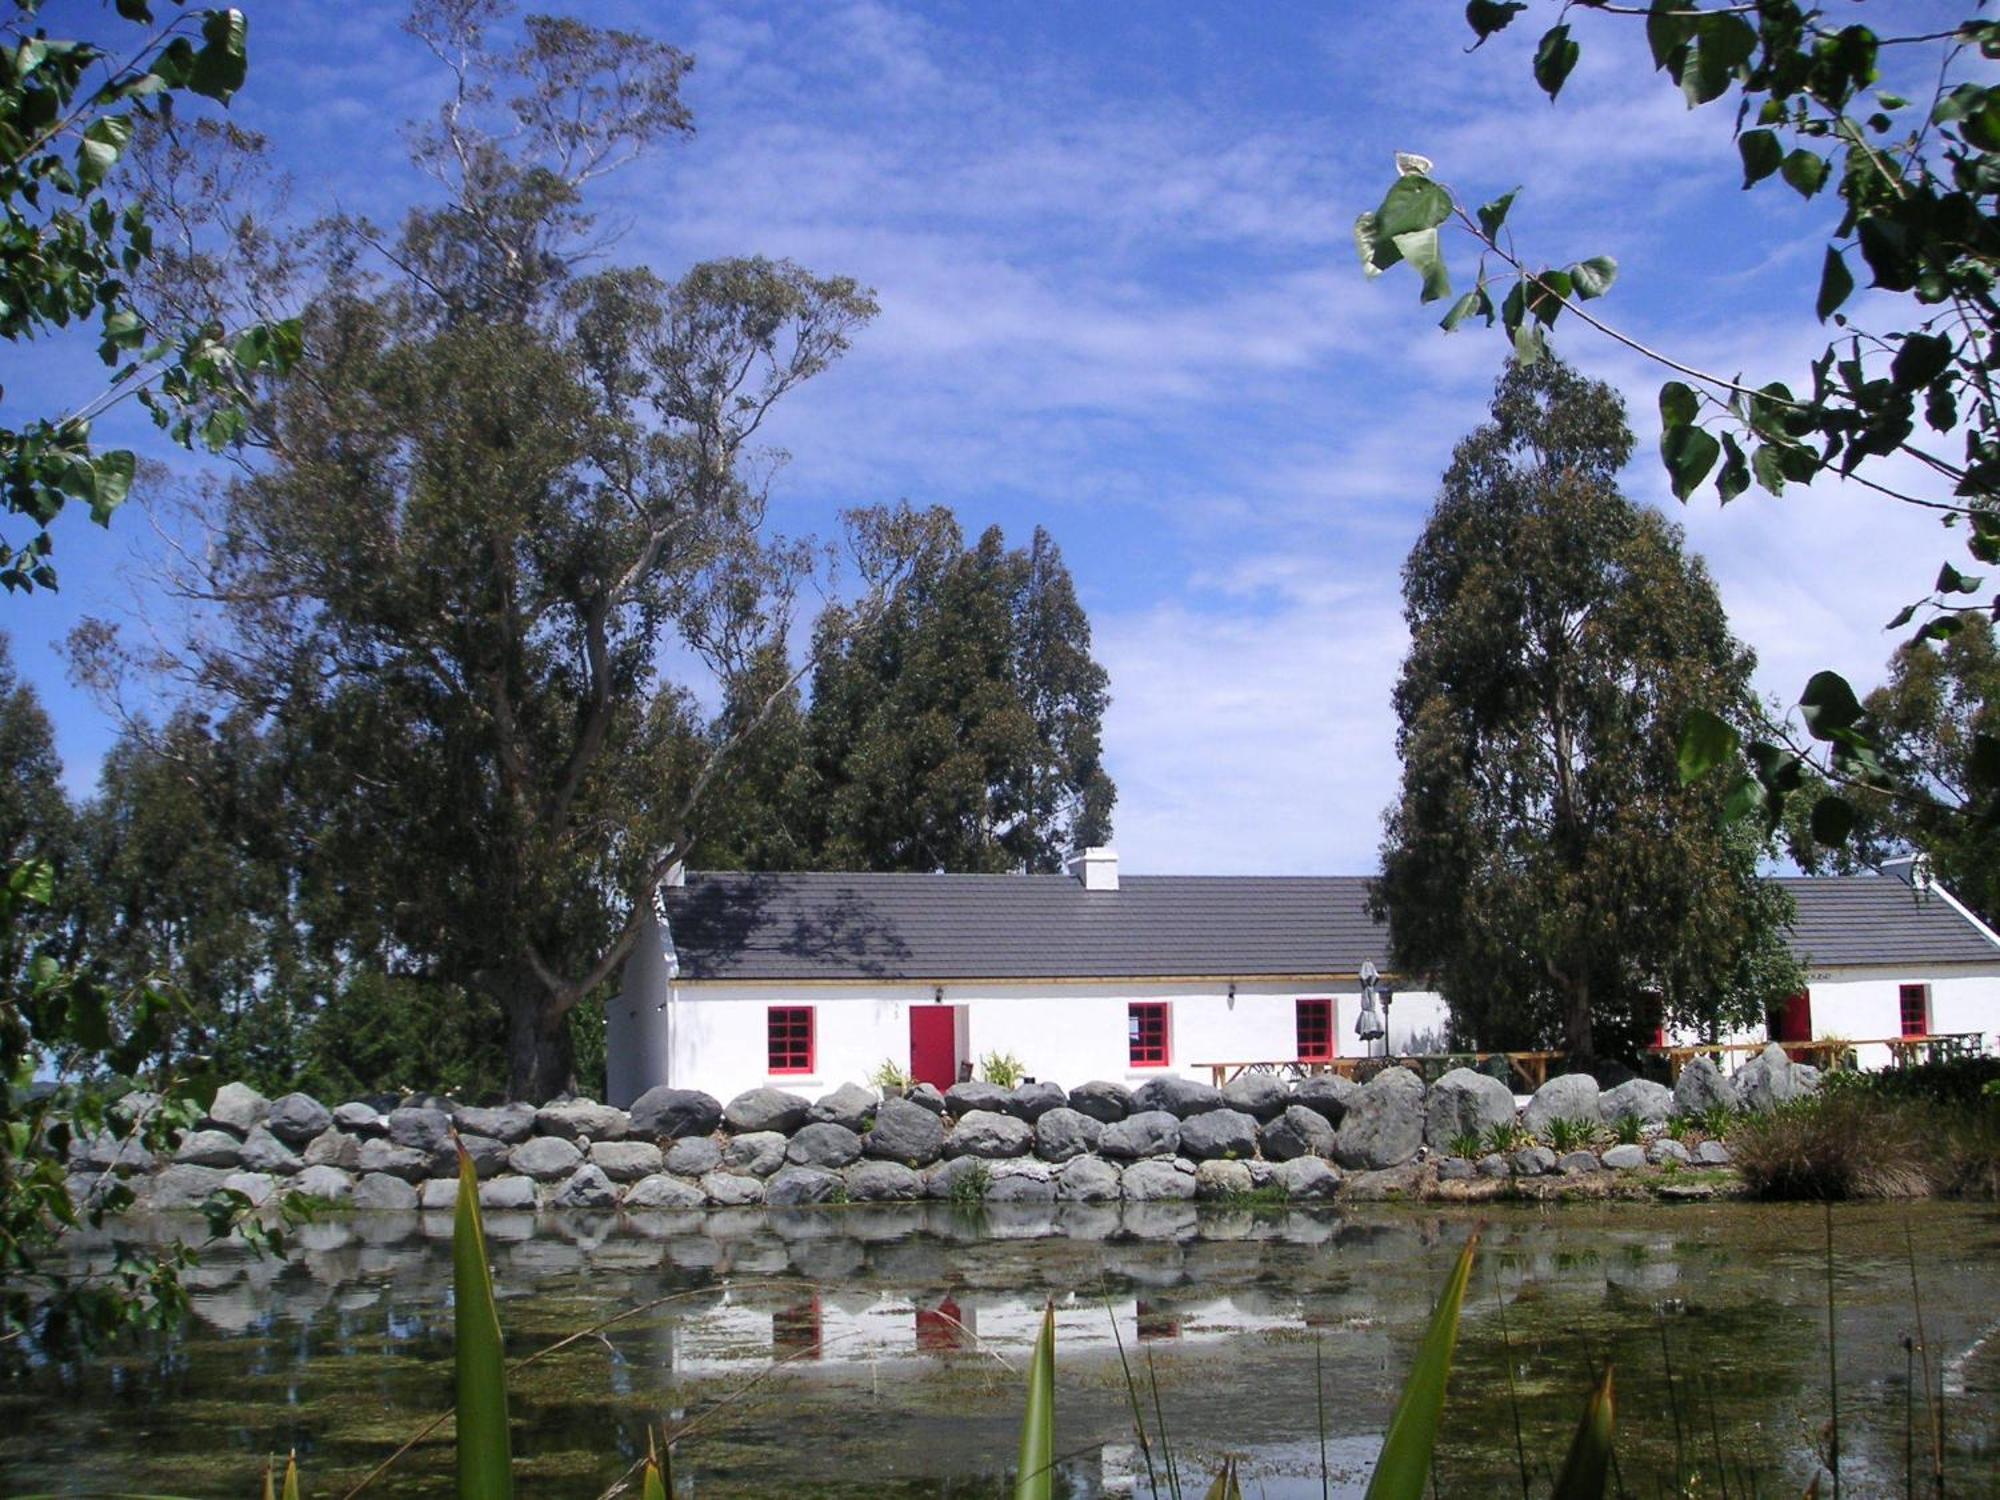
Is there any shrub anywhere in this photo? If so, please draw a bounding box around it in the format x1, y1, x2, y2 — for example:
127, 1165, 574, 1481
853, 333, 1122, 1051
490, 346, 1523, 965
1448, 1130, 1484, 1160
1543, 1116, 1597, 1153
1481, 1120, 1529, 1155
978, 1051, 1024, 1088
948, 1161, 991, 1207
869, 1059, 912, 1094
1731, 1092, 1938, 1200
1612, 1113, 1643, 1146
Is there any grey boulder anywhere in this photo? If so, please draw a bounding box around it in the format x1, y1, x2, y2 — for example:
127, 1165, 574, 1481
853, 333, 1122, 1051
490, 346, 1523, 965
1696, 1139, 1732, 1166
701, 1172, 765, 1206
1272, 1156, 1341, 1201
353, 1172, 420, 1211
1221, 1073, 1291, 1121
943, 1080, 1010, 1118
358, 1139, 435, 1182
1098, 1110, 1180, 1161
1260, 1105, 1336, 1162
148, 1163, 230, 1210
721, 1131, 789, 1177
1672, 1056, 1738, 1117
1003, 1081, 1068, 1122
1333, 1067, 1425, 1170
1601, 1078, 1674, 1126
1423, 1067, 1517, 1150
549, 1164, 619, 1210
479, 1176, 538, 1210
237, 1125, 302, 1175
1195, 1158, 1254, 1199
629, 1086, 723, 1140
723, 1088, 812, 1135
664, 1136, 722, 1177
1602, 1143, 1647, 1171
1554, 1150, 1602, 1175
535, 1098, 630, 1142
1512, 1145, 1557, 1176
1177, 1108, 1258, 1162
1056, 1156, 1122, 1202
332, 1100, 386, 1137
1523, 1074, 1603, 1137
1129, 1076, 1225, 1118
175, 1129, 244, 1168
1292, 1073, 1360, 1124
865, 1097, 946, 1167
460, 1133, 511, 1180
1733, 1043, 1819, 1113
809, 1082, 877, 1132
843, 1160, 924, 1202
1648, 1138, 1692, 1166
454, 1102, 537, 1144
202, 1081, 270, 1137
385, 1107, 453, 1157
589, 1140, 664, 1182
1066, 1080, 1131, 1123
303, 1130, 361, 1170
906, 1082, 947, 1114
623, 1173, 706, 1210
944, 1109, 1032, 1159
1034, 1107, 1103, 1162
294, 1164, 353, 1203
265, 1092, 333, 1146
787, 1122, 864, 1169
765, 1165, 845, 1206
1120, 1158, 1197, 1201
509, 1135, 584, 1182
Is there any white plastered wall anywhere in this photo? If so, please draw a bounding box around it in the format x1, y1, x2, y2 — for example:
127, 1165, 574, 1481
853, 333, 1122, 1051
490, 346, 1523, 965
624, 977, 1448, 1103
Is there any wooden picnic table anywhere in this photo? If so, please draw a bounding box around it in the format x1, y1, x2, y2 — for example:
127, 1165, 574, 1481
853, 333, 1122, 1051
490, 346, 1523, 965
1645, 1032, 1986, 1079
1201, 1050, 1566, 1092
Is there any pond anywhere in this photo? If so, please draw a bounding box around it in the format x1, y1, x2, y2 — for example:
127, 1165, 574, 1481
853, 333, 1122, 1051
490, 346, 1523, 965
3, 1200, 1997, 1496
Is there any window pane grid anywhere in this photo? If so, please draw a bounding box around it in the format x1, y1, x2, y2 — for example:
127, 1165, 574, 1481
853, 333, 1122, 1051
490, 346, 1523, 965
769, 1006, 814, 1073
1898, 984, 1929, 1038
1128, 1003, 1168, 1067
1296, 998, 1333, 1061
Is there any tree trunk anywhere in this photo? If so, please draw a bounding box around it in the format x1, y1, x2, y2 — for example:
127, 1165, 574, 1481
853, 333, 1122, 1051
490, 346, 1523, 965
503, 976, 576, 1103
1563, 975, 1595, 1061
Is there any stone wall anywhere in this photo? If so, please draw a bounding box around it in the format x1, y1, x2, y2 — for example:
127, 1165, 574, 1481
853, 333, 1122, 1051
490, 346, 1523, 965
70, 1045, 1822, 1215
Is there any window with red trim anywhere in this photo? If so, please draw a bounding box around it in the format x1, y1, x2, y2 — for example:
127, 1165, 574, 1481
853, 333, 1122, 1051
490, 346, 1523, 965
1128, 1002, 1169, 1067
768, 1006, 814, 1074
1296, 998, 1334, 1061
1898, 984, 1930, 1038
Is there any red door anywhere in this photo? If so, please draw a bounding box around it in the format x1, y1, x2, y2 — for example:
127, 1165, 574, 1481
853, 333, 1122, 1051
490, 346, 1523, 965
910, 1006, 956, 1092
1770, 991, 1812, 1060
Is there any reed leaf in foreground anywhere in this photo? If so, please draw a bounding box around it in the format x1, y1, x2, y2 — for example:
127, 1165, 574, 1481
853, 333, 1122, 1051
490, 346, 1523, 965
1363, 1233, 1479, 1500
1551, 1363, 1615, 1500
453, 1139, 513, 1500
642, 1431, 668, 1500
1014, 1301, 1056, 1500
282, 1453, 299, 1500
1203, 1458, 1243, 1500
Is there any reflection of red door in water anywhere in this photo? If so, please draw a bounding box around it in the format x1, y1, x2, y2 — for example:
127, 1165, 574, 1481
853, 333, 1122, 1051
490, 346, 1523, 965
910, 1006, 956, 1091
1769, 991, 1813, 1061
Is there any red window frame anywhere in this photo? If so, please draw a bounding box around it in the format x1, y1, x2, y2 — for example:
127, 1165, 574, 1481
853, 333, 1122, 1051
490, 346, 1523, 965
1898, 983, 1930, 1039
1296, 997, 1334, 1062
1128, 1002, 1169, 1068
768, 1005, 815, 1074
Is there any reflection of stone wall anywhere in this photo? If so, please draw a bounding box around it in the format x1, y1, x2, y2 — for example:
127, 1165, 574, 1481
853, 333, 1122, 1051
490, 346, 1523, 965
73, 1054, 1808, 1216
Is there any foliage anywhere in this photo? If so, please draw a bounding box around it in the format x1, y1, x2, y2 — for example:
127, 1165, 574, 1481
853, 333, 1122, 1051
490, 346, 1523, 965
453, 1143, 513, 1498
978, 1049, 1026, 1088
1784, 614, 2000, 925
1372, 357, 1802, 1059
793, 522, 1115, 875
868, 1058, 913, 1094
947, 1160, 991, 1207
1364, 1233, 1478, 1499
1014, 1302, 1055, 1500
0, 0, 298, 592
1482, 1119, 1531, 1155
1447, 1129, 1484, 1160
1357, 2, 2000, 858
1611, 1113, 1643, 1147
1542, 1116, 1598, 1153
74, 4, 936, 1101
1729, 1086, 2000, 1198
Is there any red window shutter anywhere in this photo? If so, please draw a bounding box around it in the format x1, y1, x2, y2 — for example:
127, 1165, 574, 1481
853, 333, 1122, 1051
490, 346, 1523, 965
768, 1006, 814, 1074
1128, 1002, 1169, 1067
1296, 998, 1333, 1061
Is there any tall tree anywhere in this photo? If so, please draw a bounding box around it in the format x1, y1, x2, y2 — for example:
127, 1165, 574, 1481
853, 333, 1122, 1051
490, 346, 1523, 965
1787, 612, 2000, 924
79, 6, 931, 1100
800, 520, 1115, 873
1373, 358, 1799, 1060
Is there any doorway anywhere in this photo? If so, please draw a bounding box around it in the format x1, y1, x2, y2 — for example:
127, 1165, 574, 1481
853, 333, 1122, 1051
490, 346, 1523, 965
1768, 990, 1813, 1061
909, 1005, 958, 1092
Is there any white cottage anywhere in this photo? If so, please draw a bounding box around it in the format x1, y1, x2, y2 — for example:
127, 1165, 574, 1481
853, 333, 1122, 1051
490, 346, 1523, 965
605, 851, 2000, 1107
604, 849, 1448, 1107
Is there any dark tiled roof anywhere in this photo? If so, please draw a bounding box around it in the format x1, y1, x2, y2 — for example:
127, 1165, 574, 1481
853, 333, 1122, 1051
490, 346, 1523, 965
663, 873, 1389, 982
1775, 874, 1999, 968
662, 870, 1999, 984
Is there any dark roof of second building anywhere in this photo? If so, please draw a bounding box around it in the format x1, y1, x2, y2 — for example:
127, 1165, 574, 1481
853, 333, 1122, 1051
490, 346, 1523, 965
661, 869, 1998, 983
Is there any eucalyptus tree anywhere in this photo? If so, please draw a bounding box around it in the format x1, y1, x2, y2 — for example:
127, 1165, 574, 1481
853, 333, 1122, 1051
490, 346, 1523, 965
801, 521, 1115, 874
79, 4, 935, 1100
1355, 2, 2000, 852
1373, 358, 1799, 1060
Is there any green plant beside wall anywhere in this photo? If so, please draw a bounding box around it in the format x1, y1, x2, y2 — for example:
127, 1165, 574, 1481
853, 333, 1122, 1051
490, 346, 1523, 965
980, 1051, 1025, 1088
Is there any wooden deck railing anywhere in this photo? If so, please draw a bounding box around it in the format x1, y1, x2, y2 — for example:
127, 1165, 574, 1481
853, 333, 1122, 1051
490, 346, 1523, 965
1644, 1032, 1985, 1079
1200, 1050, 1566, 1092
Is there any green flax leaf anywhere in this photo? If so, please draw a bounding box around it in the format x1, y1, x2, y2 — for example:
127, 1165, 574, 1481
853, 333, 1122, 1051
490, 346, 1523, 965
1551, 1364, 1616, 1500
1015, 1302, 1056, 1500
1365, 1235, 1479, 1499
454, 1140, 513, 1500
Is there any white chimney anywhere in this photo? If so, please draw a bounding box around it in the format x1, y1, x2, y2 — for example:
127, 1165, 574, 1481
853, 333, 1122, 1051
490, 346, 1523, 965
1065, 846, 1119, 891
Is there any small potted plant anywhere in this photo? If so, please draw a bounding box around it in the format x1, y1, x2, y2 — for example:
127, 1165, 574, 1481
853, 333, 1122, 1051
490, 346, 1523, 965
870, 1059, 913, 1099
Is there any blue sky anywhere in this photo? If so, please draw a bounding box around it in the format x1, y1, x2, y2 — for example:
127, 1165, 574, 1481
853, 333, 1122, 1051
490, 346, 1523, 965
4, 0, 1980, 874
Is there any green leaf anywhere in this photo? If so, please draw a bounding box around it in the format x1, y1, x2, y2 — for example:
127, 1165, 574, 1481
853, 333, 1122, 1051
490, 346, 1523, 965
1393, 228, 1451, 303
1660, 423, 1720, 501
1569, 256, 1617, 300
1716, 430, 1749, 503
1799, 670, 1865, 741
1751, 442, 1787, 495
1816, 247, 1854, 322
1936, 560, 1983, 594
1737, 129, 1783, 186
1884, 601, 1918, 630
1809, 795, 1858, 847
1376, 175, 1454, 240
1477, 190, 1517, 243
1014, 1302, 1055, 1500
454, 1140, 514, 1500
1680, 13, 1757, 106
1365, 1234, 1478, 1499
1534, 24, 1580, 100
1659, 380, 1700, 428
189, 8, 248, 103
1465, 0, 1527, 45
1779, 149, 1829, 198
1551, 1364, 1616, 1500
1677, 708, 1739, 784
1721, 772, 1768, 826
1511, 319, 1546, 366
76, 115, 131, 191
1646, 0, 1696, 70
1890, 332, 1953, 392
1918, 614, 1965, 644
1355, 212, 1399, 276
1439, 289, 1483, 331
90, 450, 135, 523
1202, 1460, 1245, 1500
